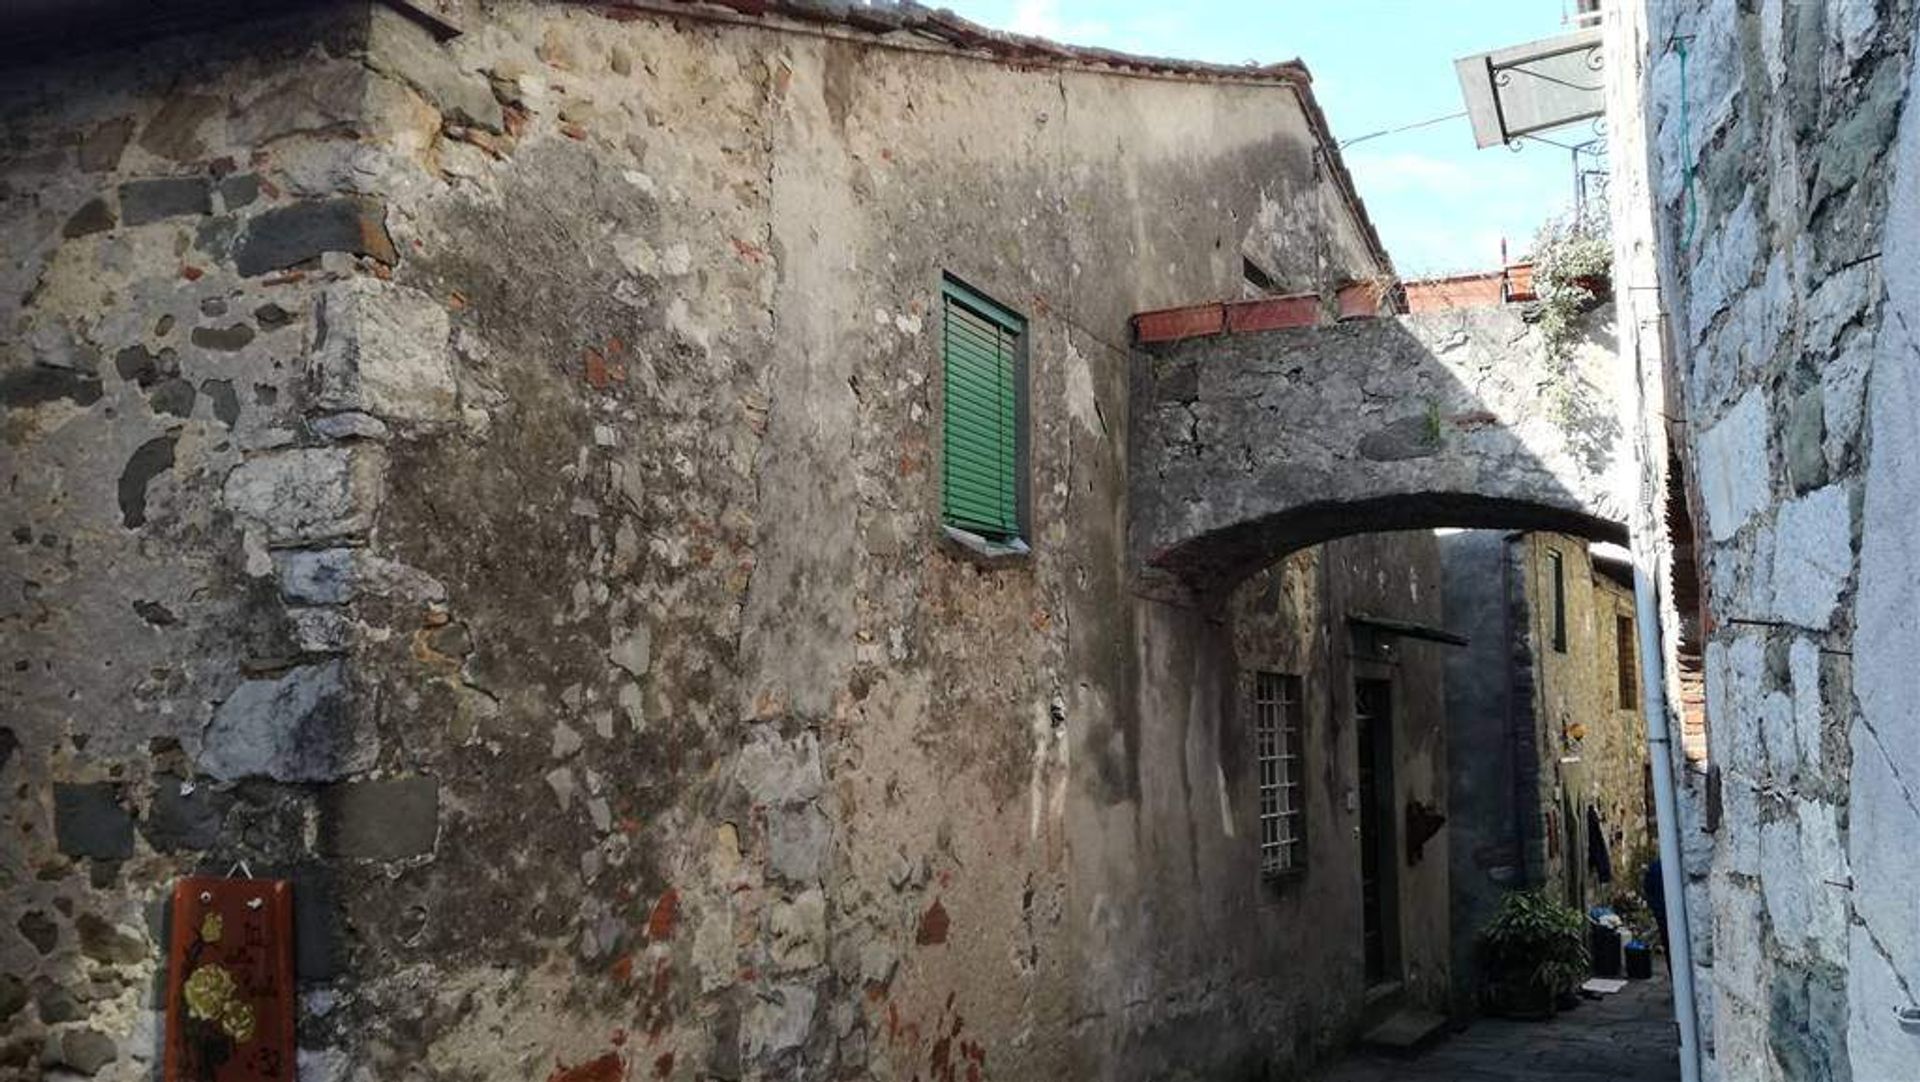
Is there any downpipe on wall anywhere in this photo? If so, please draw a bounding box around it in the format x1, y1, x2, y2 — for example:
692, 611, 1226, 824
1630, 558, 1701, 1082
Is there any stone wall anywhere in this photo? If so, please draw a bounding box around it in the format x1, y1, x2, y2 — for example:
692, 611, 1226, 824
1132, 304, 1630, 594
1613, 0, 1920, 1077
1516, 534, 1653, 909
0, 3, 1393, 1080
1441, 530, 1653, 1012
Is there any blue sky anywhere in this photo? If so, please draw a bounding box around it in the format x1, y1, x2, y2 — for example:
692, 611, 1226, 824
939, 0, 1591, 276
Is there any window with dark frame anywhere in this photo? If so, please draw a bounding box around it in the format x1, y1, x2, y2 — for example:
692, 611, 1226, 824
1255, 671, 1306, 878
940, 276, 1027, 545
1548, 548, 1567, 653
1617, 612, 1637, 708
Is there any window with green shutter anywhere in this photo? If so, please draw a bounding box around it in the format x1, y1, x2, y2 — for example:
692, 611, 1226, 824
940, 276, 1027, 545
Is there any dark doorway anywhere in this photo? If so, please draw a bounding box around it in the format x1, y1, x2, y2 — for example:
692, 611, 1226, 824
1356, 677, 1399, 986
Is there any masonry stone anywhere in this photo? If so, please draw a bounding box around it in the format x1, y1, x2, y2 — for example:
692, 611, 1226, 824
74, 912, 146, 965
768, 804, 831, 883
141, 774, 230, 851
769, 889, 828, 972
368, 6, 505, 133
52, 782, 134, 860
1805, 262, 1873, 358
1696, 388, 1771, 542
54, 1029, 117, 1076
232, 197, 397, 277
1686, 193, 1762, 346
1785, 391, 1826, 492
223, 447, 386, 545
737, 728, 823, 807
319, 777, 439, 860
16, 911, 57, 956
275, 548, 356, 604
1768, 483, 1852, 629
310, 411, 391, 441
61, 197, 115, 238
199, 660, 366, 782
117, 176, 211, 225
311, 278, 457, 422
0, 976, 23, 1025
744, 983, 818, 1060
31, 978, 76, 1023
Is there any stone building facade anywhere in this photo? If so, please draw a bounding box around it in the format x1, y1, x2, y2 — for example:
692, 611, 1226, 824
1441, 529, 1653, 1013
0, 3, 1461, 1080
1517, 533, 1651, 911
1603, 0, 1919, 1077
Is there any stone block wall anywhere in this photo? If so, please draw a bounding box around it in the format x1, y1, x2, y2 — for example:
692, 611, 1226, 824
1517, 534, 1653, 907
0, 4, 1391, 1080
1615, 0, 1920, 1076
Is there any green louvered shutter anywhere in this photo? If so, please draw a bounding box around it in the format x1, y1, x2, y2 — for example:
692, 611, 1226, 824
941, 278, 1025, 542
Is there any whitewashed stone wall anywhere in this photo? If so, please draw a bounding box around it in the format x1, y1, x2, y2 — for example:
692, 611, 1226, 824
1611, 0, 1919, 1077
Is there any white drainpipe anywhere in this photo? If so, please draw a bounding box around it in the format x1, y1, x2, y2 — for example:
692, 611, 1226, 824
1630, 556, 1702, 1082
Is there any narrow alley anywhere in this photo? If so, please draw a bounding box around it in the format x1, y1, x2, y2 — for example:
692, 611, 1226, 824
1320, 976, 1682, 1082
1, 0, 1910, 1080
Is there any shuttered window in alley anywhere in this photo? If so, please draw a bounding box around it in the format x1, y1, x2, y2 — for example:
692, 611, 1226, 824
1548, 548, 1568, 652
941, 276, 1026, 543
1256, 671, 1306, 878
1617, 612, 1638, 709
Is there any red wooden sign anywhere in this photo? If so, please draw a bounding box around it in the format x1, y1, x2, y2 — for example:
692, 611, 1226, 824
164, 877, 296, 1082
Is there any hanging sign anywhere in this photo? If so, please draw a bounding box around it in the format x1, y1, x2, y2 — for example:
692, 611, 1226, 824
164, 877, 296, 1082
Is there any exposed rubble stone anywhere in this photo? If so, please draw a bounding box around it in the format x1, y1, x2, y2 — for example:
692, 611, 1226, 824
54, 1029, 117, 1075
318, 777, 439, 860
16, 911, 58, 956
232, 197, 398, 277
61, 197, 115, 238
142, 774, 230, 851
118, 176, 212, 225
75, 912, 146, 965
222, 446, 386, 545
310, 278, 456, 422
53, 782, 134, 860
198, 660, 367, 782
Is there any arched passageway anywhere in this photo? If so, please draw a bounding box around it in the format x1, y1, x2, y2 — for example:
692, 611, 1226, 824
1112, 300, 1677, 1077
1130, 305, 1628, 596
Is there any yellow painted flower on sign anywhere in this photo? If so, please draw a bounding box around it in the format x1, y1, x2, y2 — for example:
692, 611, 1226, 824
182, 963, 256, 1044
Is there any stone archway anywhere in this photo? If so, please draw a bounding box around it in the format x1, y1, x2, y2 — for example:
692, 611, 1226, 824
1130, 304, 1627, 596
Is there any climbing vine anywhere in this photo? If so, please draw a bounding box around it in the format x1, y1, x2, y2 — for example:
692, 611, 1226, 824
1529, 206, 1613, 424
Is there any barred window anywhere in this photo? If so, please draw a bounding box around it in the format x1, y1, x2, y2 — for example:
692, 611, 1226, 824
1255, 671, 1306, 878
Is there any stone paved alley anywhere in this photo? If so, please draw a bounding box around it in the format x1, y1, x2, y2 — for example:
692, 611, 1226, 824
1317, 977, 1681, 1082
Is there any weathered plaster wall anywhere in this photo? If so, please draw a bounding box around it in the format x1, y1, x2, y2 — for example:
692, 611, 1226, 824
1, 3, 1392, 1080
1132, 305, 1630, 594
1440, 530, 1535, 1015
1620, 0, 1919, 1077
1121, 528, 1450, 1079
1324, 531, 1454, 1018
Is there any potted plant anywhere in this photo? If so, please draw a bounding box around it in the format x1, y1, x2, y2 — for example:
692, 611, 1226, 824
1479, 889, 1591, 1019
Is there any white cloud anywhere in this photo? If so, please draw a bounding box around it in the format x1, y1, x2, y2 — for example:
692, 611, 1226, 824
1007, 0, 1111, 43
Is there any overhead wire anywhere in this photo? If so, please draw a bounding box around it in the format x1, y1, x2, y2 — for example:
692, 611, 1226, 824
1336, 109, 1470, 150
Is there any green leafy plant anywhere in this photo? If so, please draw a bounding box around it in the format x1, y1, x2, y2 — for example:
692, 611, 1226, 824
1480, 889, 1591, 1016
1527, 206, 1613, 426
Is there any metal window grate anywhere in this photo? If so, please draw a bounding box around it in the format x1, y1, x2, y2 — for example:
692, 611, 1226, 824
1255, 671, 1306, 878
941, 277, 1025, 542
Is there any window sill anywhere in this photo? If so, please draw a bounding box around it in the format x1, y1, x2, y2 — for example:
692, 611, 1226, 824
941, 525, 1030, 567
